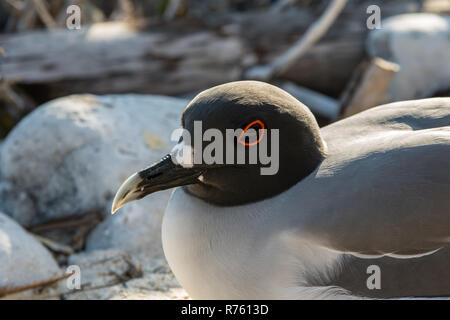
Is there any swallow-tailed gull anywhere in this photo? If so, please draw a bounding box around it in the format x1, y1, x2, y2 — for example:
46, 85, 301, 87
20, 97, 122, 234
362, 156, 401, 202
112, 81, 450, 299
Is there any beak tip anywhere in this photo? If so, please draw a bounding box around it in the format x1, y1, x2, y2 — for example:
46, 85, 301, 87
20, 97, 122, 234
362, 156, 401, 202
111, 198, 124, 215
111, 172, 141, 215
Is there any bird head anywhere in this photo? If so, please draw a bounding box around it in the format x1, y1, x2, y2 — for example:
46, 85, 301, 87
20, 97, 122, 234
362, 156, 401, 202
112, 81, 325, 214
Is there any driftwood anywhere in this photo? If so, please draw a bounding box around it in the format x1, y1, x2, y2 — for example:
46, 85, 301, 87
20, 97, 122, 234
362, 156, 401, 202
340, 58, 400, 118
0, 22, 247, 100
245, 0, 348, 81
32, 0, 57, 29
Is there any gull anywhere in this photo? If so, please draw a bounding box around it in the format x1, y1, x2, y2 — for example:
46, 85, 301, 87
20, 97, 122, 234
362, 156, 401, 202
112, 81, 450, 299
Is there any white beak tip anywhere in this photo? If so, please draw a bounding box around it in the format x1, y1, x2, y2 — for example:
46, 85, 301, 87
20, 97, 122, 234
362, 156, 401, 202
111, 172, 141, 215
111, 196, 123, 215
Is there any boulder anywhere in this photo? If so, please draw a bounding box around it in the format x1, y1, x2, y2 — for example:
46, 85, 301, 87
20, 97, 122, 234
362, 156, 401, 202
63, 249, 187, 300
85, 190, 172, 257
0, 94, 187, 226
0, 212, 61, 299
367, 13, 450, 102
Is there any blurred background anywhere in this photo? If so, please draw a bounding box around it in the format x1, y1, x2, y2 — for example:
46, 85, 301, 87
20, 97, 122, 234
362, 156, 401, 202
0, 0, 449, 300
1, 0, 449, 137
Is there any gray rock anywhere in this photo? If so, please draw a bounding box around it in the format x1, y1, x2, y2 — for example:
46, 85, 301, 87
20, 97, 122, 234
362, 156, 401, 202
63, 249, 187, 300
0, 212, 61, 298
66, 249, 142, 290
0, 94, 186, 226
0, 181, 35, 226
367, 13, 450, 102
85, 190, 172, 257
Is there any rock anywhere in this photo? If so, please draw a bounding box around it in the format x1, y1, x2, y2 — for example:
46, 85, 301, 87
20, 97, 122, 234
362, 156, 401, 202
0, 94, 187, 226
0, 181, 35, 226
63, 249, 188, 300
65, 249, 142, 291
367, 13, 450, 102
85, 190, 172, 257
0, 212, 61, 299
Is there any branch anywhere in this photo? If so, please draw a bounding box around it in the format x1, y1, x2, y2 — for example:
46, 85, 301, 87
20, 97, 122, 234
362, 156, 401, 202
32, 234, 75, 255
164, 0, 182, 21
4, 0, 25, 12
32, 0, 56, 29
16, 0, 38, 31
27, 210, 103, 233
0, 272, 74, 297
245, 0, 348, 81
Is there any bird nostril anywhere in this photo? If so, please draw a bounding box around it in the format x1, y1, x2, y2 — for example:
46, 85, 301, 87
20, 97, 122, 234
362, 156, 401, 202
147, 172, 163, 180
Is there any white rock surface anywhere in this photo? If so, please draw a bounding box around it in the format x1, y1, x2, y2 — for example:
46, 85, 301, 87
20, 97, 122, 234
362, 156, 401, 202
63, 249, 188, 300
0, 94, 186, 226
367, 13, 450, 102
0, 212, 61, 298
85, 190, 172, 257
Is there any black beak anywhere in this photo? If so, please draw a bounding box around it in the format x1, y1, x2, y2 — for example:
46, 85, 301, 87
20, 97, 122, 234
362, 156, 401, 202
111, 154, 204, 214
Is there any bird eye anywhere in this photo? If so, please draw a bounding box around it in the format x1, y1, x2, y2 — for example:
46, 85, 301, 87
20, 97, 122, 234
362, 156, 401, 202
238, 120, 266, 146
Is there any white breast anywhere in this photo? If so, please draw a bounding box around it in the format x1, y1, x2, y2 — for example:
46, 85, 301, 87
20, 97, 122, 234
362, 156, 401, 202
162, 188, 344, 299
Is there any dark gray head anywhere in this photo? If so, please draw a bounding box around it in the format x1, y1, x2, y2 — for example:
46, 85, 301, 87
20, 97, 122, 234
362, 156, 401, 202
112, 81, 326, 213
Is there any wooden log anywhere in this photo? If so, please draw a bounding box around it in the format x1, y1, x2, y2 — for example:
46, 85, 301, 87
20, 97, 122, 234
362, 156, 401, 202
245, 0, 349, 81
340, 57, 400, 118
0, 21, 247, 100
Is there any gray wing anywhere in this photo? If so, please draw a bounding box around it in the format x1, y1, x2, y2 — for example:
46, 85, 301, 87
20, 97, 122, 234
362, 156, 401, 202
282, 98, 450, 257
332, 247, 450, 298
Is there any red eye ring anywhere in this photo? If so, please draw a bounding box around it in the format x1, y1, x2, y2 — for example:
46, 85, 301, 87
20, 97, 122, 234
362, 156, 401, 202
238, 120, 266, 146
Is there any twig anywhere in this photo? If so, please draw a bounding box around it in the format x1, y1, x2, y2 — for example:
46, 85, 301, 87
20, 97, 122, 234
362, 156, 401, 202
32, 234, 75, 255
164, 0, 182, 21
245, 0, 348, 81
270, 0, 298, 12
27, 210, 103, 233
0, 272, 74, 297
4, 0, 25, 12
16, 0, 38, 31
40, 254, 142, 299
42, 281, 123, 299
29, 217, 98, 232
118, 0, 135, 21
0, 79, 36, 117
32, 0, 56, 29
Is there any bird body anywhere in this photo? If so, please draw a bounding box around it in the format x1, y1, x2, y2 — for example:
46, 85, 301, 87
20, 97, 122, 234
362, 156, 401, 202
163, 186, 344, 299
112, 81, 450, 299
162, 98, 450, 299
